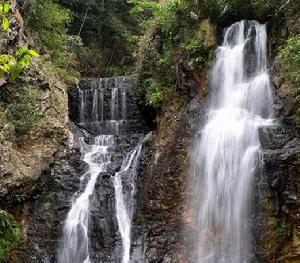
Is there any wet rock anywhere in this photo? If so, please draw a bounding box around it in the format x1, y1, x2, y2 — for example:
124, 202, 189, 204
15, 149, 84, 263
253, 104, 300, 261
259, 125, 296, 150
89, 173, 121, 262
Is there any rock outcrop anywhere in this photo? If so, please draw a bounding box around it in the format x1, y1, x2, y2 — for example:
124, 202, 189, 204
0, 1, 69, 206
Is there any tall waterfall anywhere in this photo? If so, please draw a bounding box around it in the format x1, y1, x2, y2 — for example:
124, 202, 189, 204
191, 20, 273, 262
58, 76, 146, 262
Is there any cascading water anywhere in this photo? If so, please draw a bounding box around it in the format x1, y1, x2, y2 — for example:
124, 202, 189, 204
58, 75, 146, 263
191, 20, 273, 262
114, 133, 151, 263
58, 135, 114, 263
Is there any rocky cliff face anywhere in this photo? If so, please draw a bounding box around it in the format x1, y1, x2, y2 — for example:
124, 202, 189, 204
0, 1, 69, 207
253, 65, 300, 262
0, 3, 70, 261
0, 65, 69, 205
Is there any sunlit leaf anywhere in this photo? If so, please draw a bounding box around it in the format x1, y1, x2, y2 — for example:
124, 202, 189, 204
28, 50, 39, 57
4, 3, 10, 14
2, 17, 9, 31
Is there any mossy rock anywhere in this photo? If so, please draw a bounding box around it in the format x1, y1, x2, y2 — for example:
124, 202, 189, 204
0, 210, 20, 263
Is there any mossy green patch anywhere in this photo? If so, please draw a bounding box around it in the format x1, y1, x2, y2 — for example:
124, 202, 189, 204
0, 210, 20, 263
278, 36, 300, 100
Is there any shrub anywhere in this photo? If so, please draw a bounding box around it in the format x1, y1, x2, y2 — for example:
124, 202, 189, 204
0, 48, 39, 80
25, 0, 73, 67
0, 210, 20, 262
5, 88, 43, 136
278, 36, 300, 98
145, 78, 171, 107
134, 1, 216, 107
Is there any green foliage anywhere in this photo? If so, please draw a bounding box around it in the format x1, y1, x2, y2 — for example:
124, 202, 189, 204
0, 2, 10, 31
57, 0, 140, 76
145, 78, 171, 107
0, 210, 20, 262
0, 48, 39, 80
180, 34, 211, 69
128, 0, 160, 15
24, 0, 140, 77
135, 1, 216, 108
277, 221, 293, 238
278, 36, 300, 99
0, 3, 39, 82
106, 66, 125, 77
25, 0, 73, 67
4, 88, 43, 136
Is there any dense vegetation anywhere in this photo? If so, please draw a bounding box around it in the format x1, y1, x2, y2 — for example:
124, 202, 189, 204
23, 0, 139, 78
131, 0, 300, 107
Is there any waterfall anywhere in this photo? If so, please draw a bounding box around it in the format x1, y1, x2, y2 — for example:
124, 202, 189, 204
114, 133, 151, 263
191, 20, 273, 262
77, 76, 134, 135
58, 75, 146, 262
57, 135, 114, 263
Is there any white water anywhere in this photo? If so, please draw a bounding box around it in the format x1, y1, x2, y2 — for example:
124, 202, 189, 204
58, 135, 114, 263
114, 133, 151, 263
78, 77, 129, 135
59, 76, 145, 262
191, 20, 273, 262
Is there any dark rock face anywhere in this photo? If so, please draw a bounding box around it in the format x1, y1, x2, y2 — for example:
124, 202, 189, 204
15, 150, 84, 263
89, 134, 145, 263
252, 98, 300, 261
89, 172, 121, 263
131, 95, 209, 263
259, 125, 296, 150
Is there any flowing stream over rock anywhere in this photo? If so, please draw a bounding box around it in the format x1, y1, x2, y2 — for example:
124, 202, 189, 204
58, 76, 147, 263
191, 20, 274, 262
58, 135, 114, 263
114, 133, 151, 263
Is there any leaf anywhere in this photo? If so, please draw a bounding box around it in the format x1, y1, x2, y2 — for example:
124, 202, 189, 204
19, 54, 31, 68
16, 47, 27, 56
0, 5, 3, 15
0, 64, 10, 72
2, 17, 9, 31
130, 6, 143, 14
4, 3, 10, 14
0, 54, 14, 64
28, 50, 39, 57
10, 65, 23, 80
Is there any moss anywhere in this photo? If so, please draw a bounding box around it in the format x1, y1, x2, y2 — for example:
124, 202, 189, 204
0, 85, 44, 139
278, 221, 293, 239
278, 36, 300, 100
41, 58, 79, 85
0, 210, 20, 262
